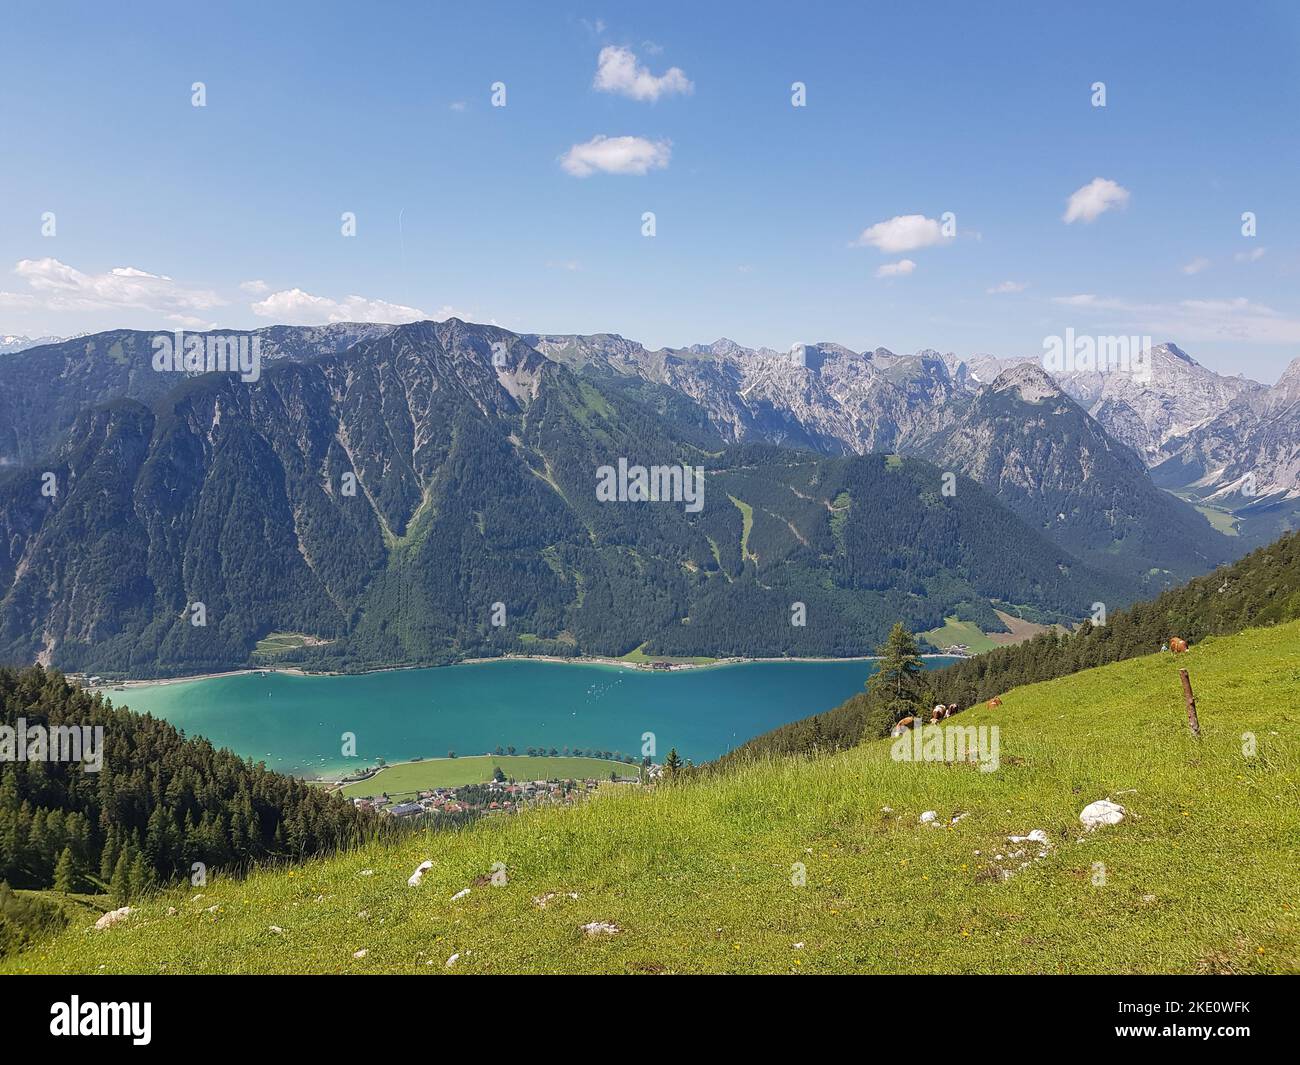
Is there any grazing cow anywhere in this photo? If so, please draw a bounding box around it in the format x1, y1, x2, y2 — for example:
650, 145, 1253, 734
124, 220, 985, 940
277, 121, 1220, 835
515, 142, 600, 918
946, 703, 959, 719
1170, 637, 1188, 654
891, 715, 918, 738
930, 703, 947, 724
987, 696, 1003, 708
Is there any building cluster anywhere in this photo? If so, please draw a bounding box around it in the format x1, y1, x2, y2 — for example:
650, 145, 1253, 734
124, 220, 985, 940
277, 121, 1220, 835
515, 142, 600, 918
350, 773, 646, 819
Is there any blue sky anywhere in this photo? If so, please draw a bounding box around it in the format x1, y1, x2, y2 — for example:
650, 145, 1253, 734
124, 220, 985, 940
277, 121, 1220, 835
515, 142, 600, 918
2, 0, 1298, 382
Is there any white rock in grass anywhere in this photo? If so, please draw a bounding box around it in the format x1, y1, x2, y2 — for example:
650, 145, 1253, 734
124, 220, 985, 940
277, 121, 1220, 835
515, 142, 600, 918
580, 921, 621, 936
407, 860, 433, 887
94, 906, 132, 931
268, 926, 283, 935
451, 888, 471, 901
1079, 799, 1126, 831
1008, 829, 1049, 845
919, 810, 938, 824
533, 891, 579, 909
446, 952, 461, 967
359, 869, 374, 877
352, 949, 367, 959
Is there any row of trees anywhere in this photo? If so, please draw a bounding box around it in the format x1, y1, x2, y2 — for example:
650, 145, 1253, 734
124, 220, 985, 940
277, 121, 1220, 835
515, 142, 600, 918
0, 666, 388, 898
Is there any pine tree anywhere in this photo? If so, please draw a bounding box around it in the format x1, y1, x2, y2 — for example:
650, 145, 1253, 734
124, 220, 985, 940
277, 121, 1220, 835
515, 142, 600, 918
867, 622, 926, 721
128, 851, 150, 901
54, 846, 75, 893
109, 851, 130, 907
663, 748, 683, 780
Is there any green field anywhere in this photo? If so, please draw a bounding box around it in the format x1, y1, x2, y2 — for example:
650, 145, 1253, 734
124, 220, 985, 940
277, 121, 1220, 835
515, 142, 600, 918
1163, 488, 1241, 537
7, 621, 1298, 974
727, 494, 757, 562
619, 643, 718, 666
339, 755, 639, 799
1193, 504, 1240, 536
920, 617, 999, 654
252, 632, 332, 657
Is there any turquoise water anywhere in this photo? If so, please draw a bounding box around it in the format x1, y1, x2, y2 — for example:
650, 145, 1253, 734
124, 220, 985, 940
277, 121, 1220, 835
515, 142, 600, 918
110, 658, 956, 775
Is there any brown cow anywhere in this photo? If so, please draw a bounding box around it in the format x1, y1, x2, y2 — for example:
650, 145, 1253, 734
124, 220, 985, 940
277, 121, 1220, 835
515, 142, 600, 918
929, 703, 947, 724
946, 703, 959, 718
1170, 637, 1188, 654
987, 697, 1003, 708
891, 715, 918, 738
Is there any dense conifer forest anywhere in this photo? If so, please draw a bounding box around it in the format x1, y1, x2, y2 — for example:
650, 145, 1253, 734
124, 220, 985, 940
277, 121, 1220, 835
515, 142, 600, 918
0, 666, 383, 901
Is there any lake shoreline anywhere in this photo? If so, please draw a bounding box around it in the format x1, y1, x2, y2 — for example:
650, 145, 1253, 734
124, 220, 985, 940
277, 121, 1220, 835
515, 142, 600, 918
87, 650, 965, 692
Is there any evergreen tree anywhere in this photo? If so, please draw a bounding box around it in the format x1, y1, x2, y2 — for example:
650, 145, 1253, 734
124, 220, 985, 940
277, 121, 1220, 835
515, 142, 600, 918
128, 851, 150, 901
663, 748, 683, 780
867, 623, 926, 721
53, 846, 75, 893
109, 851, 130, 908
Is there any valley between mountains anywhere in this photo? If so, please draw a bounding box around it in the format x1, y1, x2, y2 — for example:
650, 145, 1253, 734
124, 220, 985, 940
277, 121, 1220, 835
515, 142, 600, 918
0, 322, 1293, 678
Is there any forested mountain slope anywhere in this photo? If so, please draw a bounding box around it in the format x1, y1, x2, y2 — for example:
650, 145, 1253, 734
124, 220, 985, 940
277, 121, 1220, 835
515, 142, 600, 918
0, 321, 1120, 675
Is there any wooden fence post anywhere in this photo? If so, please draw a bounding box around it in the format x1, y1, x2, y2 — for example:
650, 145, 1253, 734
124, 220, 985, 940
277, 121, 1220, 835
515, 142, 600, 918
1179, 668, 1200, 737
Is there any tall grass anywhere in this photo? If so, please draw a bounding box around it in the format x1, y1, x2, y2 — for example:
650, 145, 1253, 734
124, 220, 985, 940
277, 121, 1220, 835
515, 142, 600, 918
6, 623, 1297, 974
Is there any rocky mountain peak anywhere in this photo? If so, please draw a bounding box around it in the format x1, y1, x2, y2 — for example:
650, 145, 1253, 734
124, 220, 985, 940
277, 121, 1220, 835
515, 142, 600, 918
989, 362, 1062, 404
1268, 356, 1300, 410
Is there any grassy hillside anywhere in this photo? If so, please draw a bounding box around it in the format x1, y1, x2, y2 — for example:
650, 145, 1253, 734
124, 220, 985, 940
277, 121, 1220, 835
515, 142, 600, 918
6, 621, 1297, 975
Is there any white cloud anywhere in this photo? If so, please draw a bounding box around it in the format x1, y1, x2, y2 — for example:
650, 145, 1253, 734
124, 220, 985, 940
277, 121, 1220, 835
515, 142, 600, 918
593, 45, 693, 102
240, 279, 269, 294
853, 214, 949, 254
4, 258, 224, 314
1050, 292, 1300, 344
1181, 257, 1210, 275
250, 288, 429, 325
987, 280, 1028, 294
1052, 293, 1121, 308
875, 259, 916, 278
1234, 247, 1267, 263
165, 313, 218, 329
448, 101, 467, 112
1062, 177, 1130, 224
560, 134, 671, 177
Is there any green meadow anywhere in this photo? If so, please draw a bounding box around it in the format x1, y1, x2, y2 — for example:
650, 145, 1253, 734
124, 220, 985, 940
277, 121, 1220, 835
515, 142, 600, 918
6, 621, 1297, 975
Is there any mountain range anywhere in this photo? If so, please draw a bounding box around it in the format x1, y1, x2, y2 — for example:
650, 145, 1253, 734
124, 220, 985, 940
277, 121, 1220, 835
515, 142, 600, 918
0, 321, 1292, 676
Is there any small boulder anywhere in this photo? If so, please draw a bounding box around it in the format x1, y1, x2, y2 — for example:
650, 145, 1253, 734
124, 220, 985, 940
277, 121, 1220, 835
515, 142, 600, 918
407, 860, 433, 887
94, 906, 132, 931
919, 810, 938, 824
1080, 799, 1126, 831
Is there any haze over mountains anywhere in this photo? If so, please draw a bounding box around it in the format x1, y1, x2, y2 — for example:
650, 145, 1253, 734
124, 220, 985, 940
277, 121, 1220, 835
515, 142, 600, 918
0, 320, 1293, 676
